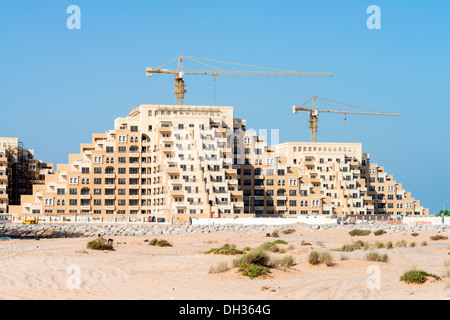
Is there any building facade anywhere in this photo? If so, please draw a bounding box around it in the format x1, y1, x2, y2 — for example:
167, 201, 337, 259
0, 138, 51, 218
9, 105, 429, 223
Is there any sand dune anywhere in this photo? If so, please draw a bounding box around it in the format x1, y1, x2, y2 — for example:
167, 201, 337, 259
0, 227, 448, 300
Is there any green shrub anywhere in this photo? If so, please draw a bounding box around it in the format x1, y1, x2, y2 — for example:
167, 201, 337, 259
87, 237, 114, 251
239, 263, 270, 279
421, 241, 427, 246
430, 235, 448, 241
374, 229, 386, 236
411, 232, 419, 237
149, 238, 158, 246
349, 229, 371, 237
301, 240, 312, 246
366, 252, 389, 262
409, 242, 416, 248
273, 240, 288, 245
205, 243, 244, 255
233, 248, 271, 268
400, 270, 440, 284
386, 241, 393, 249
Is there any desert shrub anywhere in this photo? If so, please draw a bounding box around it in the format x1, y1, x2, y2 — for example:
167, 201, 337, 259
301, 240, 312, 246
335, 240, 365, 252
386, 241, 393, 249
308, 251, 321, 265
233, 248, 274, 279
205, 243, 244, 255
410, 242, 416, 248
411, 232, 419, 237
276, 255, 296, 267
273, 240, 288, 245
320, 252, 334, 266
209, 261, 230, 274
400, 270, 440, 284
233, 248, 271, 268
308, 251, 334, 266
270, 231, 280, 238
374, 229, 386, 236
430, 235, 448, 241
374, 241, 385, 249
287, 245, 295, 251
279, 248, 286, 254
421, 241, 428, 246
396, 240, 407, 248
239, 263, 270, 279
259, 242, 280, 253
243, 246, 252, 252
282, 228, 296, 235
149, 238, 172, 247
349, 229, 371, 237
87, 237, 114, 251
366, 252, 389, 262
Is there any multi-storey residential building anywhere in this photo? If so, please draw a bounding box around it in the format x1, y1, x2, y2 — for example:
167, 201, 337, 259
9, 105, 428, 223
0, 138, 51, 217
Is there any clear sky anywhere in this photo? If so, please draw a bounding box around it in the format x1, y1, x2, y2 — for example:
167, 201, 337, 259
1, 0, 449, 215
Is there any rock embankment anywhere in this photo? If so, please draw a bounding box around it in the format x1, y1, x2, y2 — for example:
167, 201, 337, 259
0, 223, 448, 239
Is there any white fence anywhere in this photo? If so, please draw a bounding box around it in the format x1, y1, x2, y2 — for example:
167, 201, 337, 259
403, 216, 450, 226
192, 216, 338, 226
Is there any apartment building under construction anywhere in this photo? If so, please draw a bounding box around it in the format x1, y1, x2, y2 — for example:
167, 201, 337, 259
8, 105, 429, 223
0, 138, 52, 220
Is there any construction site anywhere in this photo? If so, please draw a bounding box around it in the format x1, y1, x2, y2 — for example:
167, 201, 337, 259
1, 56, 430, 225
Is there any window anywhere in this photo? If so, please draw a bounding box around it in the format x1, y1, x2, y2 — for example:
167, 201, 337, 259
289, 190, 297, 196
106, 146, 114, 153
94, 167, 102, 174
130, 126, 138, 132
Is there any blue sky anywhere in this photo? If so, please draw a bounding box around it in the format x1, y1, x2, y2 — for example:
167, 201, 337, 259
1, 0, 449, 214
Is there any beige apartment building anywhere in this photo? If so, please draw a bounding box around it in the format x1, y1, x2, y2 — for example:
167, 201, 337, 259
9, 105, 428, 223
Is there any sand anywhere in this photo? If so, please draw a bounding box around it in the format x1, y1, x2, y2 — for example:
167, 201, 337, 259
0, 226, 448, 300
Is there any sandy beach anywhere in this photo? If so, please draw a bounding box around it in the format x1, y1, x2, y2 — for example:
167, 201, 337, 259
0, 226, 449, 300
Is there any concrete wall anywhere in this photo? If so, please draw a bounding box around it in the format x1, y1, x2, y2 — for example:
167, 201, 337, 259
403, 216, 450, 226
191, 216, 338, 226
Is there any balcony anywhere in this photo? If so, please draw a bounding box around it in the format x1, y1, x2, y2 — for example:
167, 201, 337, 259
105, 174, 115, 179
129, 174, 139, 179
254, 185, 264, 190
80, 205, 91, 211
277, 206, 287, 211
254, 175, 264, 180
105, 205, 115, 210
129, 163, 140, 168
277, 196, 287, 200
129, 206, 139, 211
105, 184, 115, 189
129, 195, 139, 200
129, 152, 140, 158
233, 202, 244, 207
105, 195, 115, 200
80, 194, 91, 200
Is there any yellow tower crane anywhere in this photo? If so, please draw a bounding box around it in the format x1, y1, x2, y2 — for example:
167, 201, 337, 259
146, 55, 334, 105
292, 96, 400, 142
